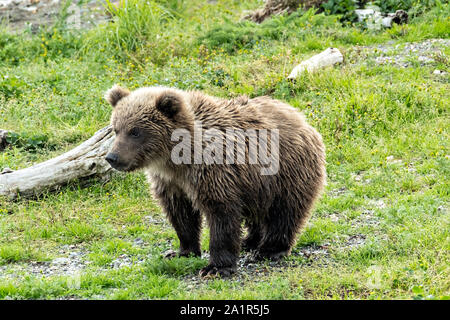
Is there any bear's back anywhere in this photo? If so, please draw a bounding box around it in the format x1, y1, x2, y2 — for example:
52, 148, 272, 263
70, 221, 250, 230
187, 91, 307, 134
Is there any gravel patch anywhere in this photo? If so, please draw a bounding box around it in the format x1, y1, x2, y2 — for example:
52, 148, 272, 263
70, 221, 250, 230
371, 39, 449, 68
143, 215, 166, 226
31, 244, 89, 277
329, 187, 348, 198
0, 0, 113, 32
343, 234, 366, 248
0, 244, 89, 282
368, 199, 387, 209
347, 38, 449, 69
0, 238, 153, 282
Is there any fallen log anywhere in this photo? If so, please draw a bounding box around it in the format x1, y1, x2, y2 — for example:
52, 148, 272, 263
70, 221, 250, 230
355, 9, 408, 29
288, 47, 343, 79
0, 125, 115, 199
244, 0, 327, 23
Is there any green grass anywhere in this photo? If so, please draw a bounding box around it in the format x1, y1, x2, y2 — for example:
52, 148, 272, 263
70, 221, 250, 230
0, 0, 449, 300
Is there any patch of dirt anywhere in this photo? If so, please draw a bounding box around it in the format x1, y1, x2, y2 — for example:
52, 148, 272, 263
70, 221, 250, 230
329, 187, 348, 198
346, 38, 449, 69
0, 239, 149, 281
0, 244, 88, 283
0, 0, 114, 32
368, 198, 387, 209
352, 171, 372, 184
343, 234, 366, 248
143, 215, 166, 226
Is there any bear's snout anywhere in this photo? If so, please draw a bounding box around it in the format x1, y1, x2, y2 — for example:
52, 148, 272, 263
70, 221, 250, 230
106, 152, 130, 171
105, 153, 118, 165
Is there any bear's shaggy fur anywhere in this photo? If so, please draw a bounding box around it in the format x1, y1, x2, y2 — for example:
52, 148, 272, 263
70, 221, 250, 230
105, 85, 326, 277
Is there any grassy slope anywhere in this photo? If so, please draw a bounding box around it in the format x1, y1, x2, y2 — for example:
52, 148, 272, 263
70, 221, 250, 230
0, 0, 449, 299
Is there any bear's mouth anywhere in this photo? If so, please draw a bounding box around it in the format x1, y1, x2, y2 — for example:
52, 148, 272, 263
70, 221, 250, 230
107, 161, 130, 172
110, 162, 139, 173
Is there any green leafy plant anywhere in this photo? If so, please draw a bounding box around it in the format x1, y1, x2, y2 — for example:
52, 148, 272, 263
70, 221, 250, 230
198, 9, 333, 53
322, 0, 359, 23
0, 75, 27, 99
371, 0, 444, 15
5, 132, 53, 152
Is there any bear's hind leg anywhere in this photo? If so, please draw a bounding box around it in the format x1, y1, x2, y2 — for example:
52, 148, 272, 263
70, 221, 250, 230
242, 220, 263, 252
255, 201, 306, 261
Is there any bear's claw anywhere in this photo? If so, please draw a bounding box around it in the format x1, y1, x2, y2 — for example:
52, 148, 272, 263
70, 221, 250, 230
253, 249, 290, 262
164, 250, 178, 259
199, 265, 235, 278
164, 249, 201, 259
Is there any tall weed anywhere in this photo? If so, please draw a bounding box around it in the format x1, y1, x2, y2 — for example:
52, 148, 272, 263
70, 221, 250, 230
85, 0, 185, 64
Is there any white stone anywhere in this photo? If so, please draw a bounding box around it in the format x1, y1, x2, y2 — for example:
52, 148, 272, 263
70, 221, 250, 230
288, 47, 343, 79
355, 9, 375, 22
382, 16, 393, 28
19, 5, 37, 12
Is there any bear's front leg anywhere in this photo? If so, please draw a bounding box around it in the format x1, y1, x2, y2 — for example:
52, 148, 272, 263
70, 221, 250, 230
199, 202, 242, 278
152, 179, 202, 258
166, 195, 202, 258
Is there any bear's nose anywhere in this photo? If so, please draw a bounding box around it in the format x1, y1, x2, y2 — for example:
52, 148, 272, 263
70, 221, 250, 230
105, 153, 119, 165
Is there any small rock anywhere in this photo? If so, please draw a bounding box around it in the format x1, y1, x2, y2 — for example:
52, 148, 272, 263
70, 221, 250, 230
144, 215, 162, 225
329, 187, 347, 197
329, 214, 339, 222
382, 16, 393, 28
346, 234, 366, 248
418, 56, 433, 63
52, 257, 70, 265
355, 9, 375, 22
369, 199, 387, 209
20, 5, 37, 12
386, 156, 402, 164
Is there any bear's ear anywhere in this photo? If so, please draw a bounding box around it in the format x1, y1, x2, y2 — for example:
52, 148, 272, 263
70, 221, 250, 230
155, 92, 183, 119
105, 85, 130, 107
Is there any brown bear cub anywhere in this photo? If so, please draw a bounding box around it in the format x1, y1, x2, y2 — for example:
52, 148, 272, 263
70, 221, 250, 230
105, 85, 326, 277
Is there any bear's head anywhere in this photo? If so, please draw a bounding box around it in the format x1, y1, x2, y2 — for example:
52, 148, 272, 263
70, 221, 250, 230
104, 85, 192, 172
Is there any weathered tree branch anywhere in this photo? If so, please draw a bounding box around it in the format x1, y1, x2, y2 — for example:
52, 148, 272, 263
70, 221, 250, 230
288, 47, 343, 79
0, 126, 115, 199
244, 0, 327, 23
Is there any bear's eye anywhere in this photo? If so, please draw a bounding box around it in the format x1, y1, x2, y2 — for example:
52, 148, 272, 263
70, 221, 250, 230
129, 128, 140, 138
